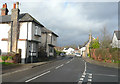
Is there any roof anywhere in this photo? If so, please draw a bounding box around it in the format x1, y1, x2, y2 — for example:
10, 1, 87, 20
42, 27, 58, 37
0, 13, 44, 27
114, 31, 120, 40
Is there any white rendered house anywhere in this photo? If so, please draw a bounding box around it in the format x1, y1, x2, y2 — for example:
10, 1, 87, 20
0, 3, 43, 63
63, 48, 74, 55
111, 31, 120, 48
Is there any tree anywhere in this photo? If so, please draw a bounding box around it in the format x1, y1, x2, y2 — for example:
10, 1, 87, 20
90, 39, 100, 49
100, 26, 112, 48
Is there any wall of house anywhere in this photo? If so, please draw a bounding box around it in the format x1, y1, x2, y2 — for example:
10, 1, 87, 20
0, 23, 11, 53
112, 33, 120, 48
52, 34, 57, 46
18, 41, 26, 63
20, 22, 41, 63
32, 22, 41, 42
41, 33, 47, 46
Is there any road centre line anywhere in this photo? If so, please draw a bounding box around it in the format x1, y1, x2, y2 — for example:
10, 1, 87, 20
66, 61, 70, 64
78, 62, 87, 84
55, 64, 64, 69
25, 71, 50, 82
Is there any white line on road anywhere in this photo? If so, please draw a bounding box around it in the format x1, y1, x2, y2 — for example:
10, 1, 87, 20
88, 75, 92, 79
83, 62, 87, 74
55, 64, 64, 69
82, 75, 85, 78
80, 78, 84, 81
78, 62, 87, 84
93, 73, 117, 77
88, 79, 92, 82
86, 73, 117, 77
66, 61, 70, 64
78, 80, 83, 84
25, 71, 50, 82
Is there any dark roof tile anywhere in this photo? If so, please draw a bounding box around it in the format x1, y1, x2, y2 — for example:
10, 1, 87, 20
114, 31, 120, 40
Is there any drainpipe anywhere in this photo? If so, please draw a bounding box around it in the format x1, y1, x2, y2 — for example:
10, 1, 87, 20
25, 22, 29, 63
10, 21, 13, 52
45, 32, 47, 53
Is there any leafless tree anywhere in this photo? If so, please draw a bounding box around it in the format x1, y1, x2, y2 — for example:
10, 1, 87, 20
100, 26, 112, 48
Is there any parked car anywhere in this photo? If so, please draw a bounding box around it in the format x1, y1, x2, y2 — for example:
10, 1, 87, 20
75, 53, 82, 57
60, 53, 65, 57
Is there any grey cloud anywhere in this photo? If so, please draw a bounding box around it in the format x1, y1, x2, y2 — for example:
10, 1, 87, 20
0, 1, 118, 46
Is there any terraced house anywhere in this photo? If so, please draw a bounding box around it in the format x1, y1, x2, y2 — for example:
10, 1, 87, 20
0, 2, 58, 63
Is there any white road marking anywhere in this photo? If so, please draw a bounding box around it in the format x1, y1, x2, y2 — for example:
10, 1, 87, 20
87, 82, 91, 84
82, 75, 85, 78
83, 72, 86, 76
66, 61, 70, 64
88, 75, 92, 79
89, 74, 92, 76
78, 62, 87, 84
78, 80, 83, 84
80, 78, 84, 81
94, 73, 117, 77
88, 79, 92, 82
55, 64, 64, 69
83, 62, 87, 74
25, 71, 50, 82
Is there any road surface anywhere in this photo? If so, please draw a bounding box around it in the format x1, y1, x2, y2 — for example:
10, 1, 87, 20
2, 56, 119, 84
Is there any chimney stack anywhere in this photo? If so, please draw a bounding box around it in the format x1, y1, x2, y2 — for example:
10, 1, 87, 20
8, 2, 20, 52
1, 3, 9, 16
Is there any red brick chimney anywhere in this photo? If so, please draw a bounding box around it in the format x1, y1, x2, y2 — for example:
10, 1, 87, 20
1, 3, 9, 16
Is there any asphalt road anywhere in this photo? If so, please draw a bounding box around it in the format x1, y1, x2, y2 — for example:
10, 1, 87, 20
2, 56, 120, 84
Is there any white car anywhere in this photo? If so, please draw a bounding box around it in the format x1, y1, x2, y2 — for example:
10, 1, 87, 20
75, 53, 81, 57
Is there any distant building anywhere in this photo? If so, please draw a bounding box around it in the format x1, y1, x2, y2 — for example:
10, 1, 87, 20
63, 47, 74, 55
111, 31, 120, 48
80, 33, 98, 56
54, 47, 64, 52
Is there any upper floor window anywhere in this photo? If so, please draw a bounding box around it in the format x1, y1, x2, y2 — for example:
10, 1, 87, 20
54, 38, 56, 41
34, 26, 41, 36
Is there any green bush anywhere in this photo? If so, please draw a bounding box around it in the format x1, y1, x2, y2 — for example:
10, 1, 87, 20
90, 39, 100, 49
8, 56, 13, 60
88, 53, 91, 57
1, 56, 8, 62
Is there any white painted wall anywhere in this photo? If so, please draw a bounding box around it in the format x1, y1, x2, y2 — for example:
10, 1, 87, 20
0, 21, 42, 59
0, 23, 11, 53
63, 48, 74, 55
80, 47, 86, 54
18, 41, 26, 59
112, 33, 120, 48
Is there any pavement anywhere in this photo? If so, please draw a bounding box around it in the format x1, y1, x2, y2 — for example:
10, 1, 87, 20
1, 56, 64, 76
83, 56, 119, 69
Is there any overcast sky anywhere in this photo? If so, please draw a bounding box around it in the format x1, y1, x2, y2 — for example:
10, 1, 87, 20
0, 0, 118, 46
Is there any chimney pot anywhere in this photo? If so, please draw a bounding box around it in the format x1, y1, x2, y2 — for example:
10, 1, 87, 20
3, 4, 5, 8
4, 3, 7, 8
13, 3, 16, 9
16, 2, 19, 9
